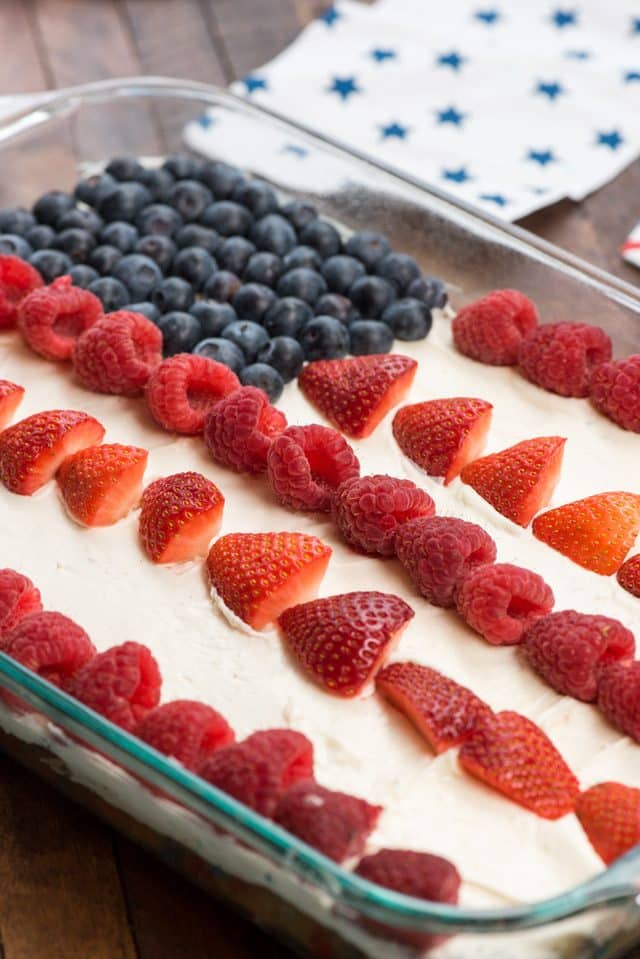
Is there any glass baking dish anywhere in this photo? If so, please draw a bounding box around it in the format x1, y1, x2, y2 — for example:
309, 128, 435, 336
1, 76, 640, 959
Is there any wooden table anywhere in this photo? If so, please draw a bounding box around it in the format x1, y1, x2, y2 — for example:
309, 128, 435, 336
0, 2, 639, 957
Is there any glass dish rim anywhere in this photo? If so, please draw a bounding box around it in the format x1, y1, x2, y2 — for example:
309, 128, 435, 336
0, 75, 639, 936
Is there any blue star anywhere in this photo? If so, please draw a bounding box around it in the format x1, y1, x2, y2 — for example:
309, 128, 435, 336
197, 114, 215, 129
281, 144, 308, 158
632, 17, 640, 34
624, 71, 640, 82
535, 80, 565, 100
474, 9, 500, 24
319, 5, 341, 26
527, 148, 556, 166
565, 50, 591, 59
436, 106, 466, 126
437, 51, 466, 71
328, 76, 360, 101
551, 9, 577, 27
243, 75, 268, 94
597, 129, 624, 150
442, 166, 472, 184
380, 122, 408, 140
480, 193, 508, 206
371, 48, 396, 63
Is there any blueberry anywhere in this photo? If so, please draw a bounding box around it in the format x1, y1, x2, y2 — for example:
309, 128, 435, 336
173, 246, 217, 290
194, 337, 245, 374
263, 297, 313, 338
321, 254, 365, 294
243, 251, 283, 287
282, 245, 322, 272
69, 264, 99, 289
222, 320, 269, 362
100, 221, 139, 253
53, 228, 97, 262
231, 179, 278, 218
127, 301, 160, 322
135, 203, 182, 237
89, 244, 123, 275
276, 267, 327, 304
106, 156, 145, 181
200, 201, 252, 237
232, 282, 276, 323
0, 234, 32, 258
113, 253, 162, 300
250, 213, 297, 256
168, 179, 213, 223
25, 224, 56, 250
344, 231, 391, 270
349, 320, 393, 355
406, 275, 448, 310
279, 200, 318, 232
0, 207, 36, 235
98, 182, 152, 223
240, 363, 284, 403
152, 276, 195, 313
381, 298, 432, 341
175, 224, 219, 254
198, 161, 245, 199
216, 236, 256, 275
88, 276, 130, 312
299, 219, 341, 259
203, 269, 242, 302
136, 166, 175, 202
162, 154, 203, 180
29, 249, 72, 282
190, 301, 237, 338
349, 275, 396, 317
299, 316, 349, 360
33, 190, 75, 226
315, 292, 357, 325
375, 252, 421, 293
135, 235, 176, 273
57, 207, 103, 234
156, 311, 203, 355
257, 336, 304, 383
74, 172, 117, 208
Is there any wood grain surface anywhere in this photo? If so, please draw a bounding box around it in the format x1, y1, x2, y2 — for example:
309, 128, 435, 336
0, 2, 639, 958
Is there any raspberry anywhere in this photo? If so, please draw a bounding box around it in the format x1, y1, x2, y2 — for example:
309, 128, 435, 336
18, 275, 102, 361
590, 355, 640, 433
274, 781, 382, 863
203, 386, 287, 474
3, 610, 96, 686
597, 662, 640, 743
617, 554, 640, 598
332, 474, 435, 556
0, 569, 42, 642
267, 424, 360, 512
65, 641, 162, 731
135, 699, 235, 771
146, 353, 240, 435
0, 254, 43, 330
456, 562, 554, 646
395, 516, 497, 607
198, 728, 314, 817
523, 611, 635, 702
452, 289, 538, 365
140, 471, 225, 564
518, 322, 612, 397
576, 782, 640, 865
73, 310, 163, 396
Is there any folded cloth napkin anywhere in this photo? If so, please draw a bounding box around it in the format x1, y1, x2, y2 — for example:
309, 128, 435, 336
622, 223, 640, 269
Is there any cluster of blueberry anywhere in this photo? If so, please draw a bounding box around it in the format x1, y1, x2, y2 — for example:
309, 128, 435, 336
0, 154, 446, 402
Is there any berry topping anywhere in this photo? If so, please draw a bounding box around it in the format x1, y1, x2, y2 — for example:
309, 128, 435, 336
460, 436, 566, 528
203, 385, 287, 474
207, 531, 332, 631
617, 554, 640, 598
576, 782, 640, 865
459, 710, 579, 819
73, 310, 163, 396
135, 699, 235, 771
267, 424, 360, 512
139, 471, 224, 564
517, 322, 612, 397
298, 354, 417, 439
0, 569, 42, 640
4, 611, 96, 686
590, 355, 640, 433
239, 363, 284, 404
0, 380, 25, 431
198, 728, 314, 817
333, 474, 435, 556
395, 516, 497, 607
456, 563, 554, 646
57, 443, 148, 527
299, 315, 350, 362
0, 409, 105, 496
274, 781, 382, 863
392, 397, 493, 484
532, 492, 640, 576
523, 611, 635, 702
279, 591, 414, 697
145, 353, 240, 435
598, 662, 640, 742
452, 289, 538, 365
376, 661, 493, 753
65, 641, 161, 732
0, 254, 43, 329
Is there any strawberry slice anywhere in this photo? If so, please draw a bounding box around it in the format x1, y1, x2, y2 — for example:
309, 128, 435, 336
298, 354, 417, 439
532, 491, 640, 576
0, 380, 25, 431
140, 472, 225, 564
376, 661, 493, 753
576, 782, 640, 865
58, 443, 148, 527
458, 710, 579, 819
207, 531, 332, 630
460, 435, 566, 527
279, 591, 414, 697
0, 409, 105, 495
392, 397, 493, 484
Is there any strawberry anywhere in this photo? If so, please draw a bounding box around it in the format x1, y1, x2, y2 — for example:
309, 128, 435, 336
576, 782, 640, 865
460, 436, 566, 527
617, 554, 640, 598
207, 532, 332, 631
458, 710, 579, 819
279, 591, 414, 697
57, 443, 148, 527
139, 472, 225, 564
0, 409, 105, 495
376, 661, 493, 753
298, 354, 417, 439
0, 380, 25, 431
392, 397, 493, 484
532, 492, 640, 576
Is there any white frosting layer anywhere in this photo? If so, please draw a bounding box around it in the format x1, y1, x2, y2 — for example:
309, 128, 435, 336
1, 314, 639, 909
